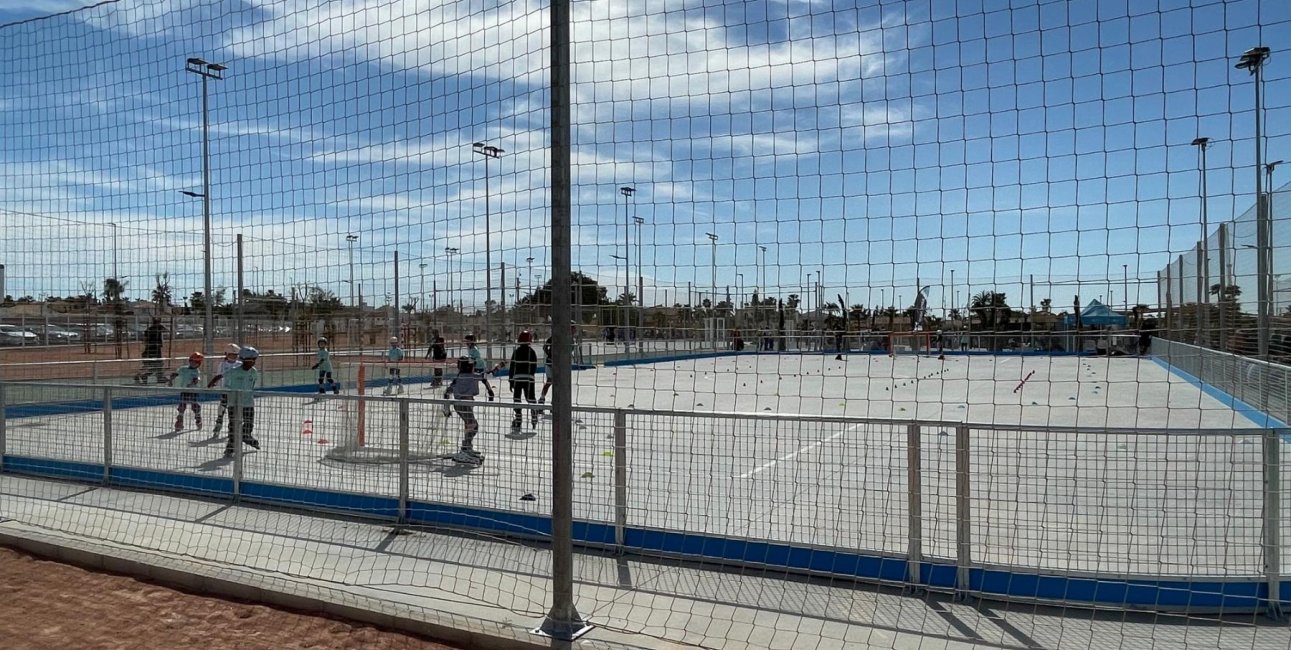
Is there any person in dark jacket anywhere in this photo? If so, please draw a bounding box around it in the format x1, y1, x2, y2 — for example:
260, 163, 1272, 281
507, 330, 540, 430
426, 329, 447, 386
135, 317, 167, 384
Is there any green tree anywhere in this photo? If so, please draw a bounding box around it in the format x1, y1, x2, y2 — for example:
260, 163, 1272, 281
152, 273, 172, 314
518, 272, 609, 322
103, 277, 129, 358
970, 291, 1010, 330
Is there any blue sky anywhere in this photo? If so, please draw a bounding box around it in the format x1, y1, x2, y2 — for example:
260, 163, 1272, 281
1, 0, 1290, 316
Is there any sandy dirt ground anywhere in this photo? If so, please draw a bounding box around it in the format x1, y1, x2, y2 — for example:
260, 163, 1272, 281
0, 547, 462, 650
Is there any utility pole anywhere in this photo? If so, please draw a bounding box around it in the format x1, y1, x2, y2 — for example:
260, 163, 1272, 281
185, 57, 226, 361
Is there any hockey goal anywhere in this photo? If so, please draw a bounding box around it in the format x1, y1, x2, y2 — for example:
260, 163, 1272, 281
888, 331, 934, 355
323, 361, 464, 464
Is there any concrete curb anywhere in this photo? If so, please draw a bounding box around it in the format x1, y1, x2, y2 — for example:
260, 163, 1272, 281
0, 526, 654, 650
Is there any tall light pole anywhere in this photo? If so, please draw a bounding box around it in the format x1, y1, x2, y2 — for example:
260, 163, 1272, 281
633, 215, 644, 333
445, 247, 460, 334
1123, 264, 1129, 313
185, 57, 225, 360
704, 232, 718, 306
1266, 159, 1283, 349
619, 186, 635, 339
1192, 137, 1211, 344
107, 222, 119, 281
473, 142, 503, 355
610, 254, 628, 334
345, 234, 358, 345
419, 262, 427, 322
1236, 46, 1270, 358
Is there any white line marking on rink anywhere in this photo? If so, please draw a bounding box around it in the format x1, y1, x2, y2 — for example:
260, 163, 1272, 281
736, 422, 864, 479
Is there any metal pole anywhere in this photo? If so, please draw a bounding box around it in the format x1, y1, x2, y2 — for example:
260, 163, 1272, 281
236, 235, 245, 347
1165, 263, 1174, 337
954, 423, 971, 599
501, 261, 508, 341
906, 423, 922, 589
111, 223, 118, 281
103, 387, 113, 485
1264, 427, 1284, 618
485, 155, 492, 360
394, 251, 401, 341
0, 384, 5, 472
1240, 47, 1271, 359
636, 216, 644, 337
348, 235, 357, 345
201, 74, 214, 361
1219, 223, 1229, 350
398, 398, 410, 525
613, 409, 628, 550
230, 392, 242, 498
536, 0, 589, 637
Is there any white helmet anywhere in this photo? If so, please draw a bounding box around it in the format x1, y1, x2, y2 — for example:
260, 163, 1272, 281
389, 336, 399, 344
225, 343, 241, 355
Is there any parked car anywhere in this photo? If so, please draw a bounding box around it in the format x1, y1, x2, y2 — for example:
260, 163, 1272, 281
36, 324, 82, 344
0, 324, 39, 346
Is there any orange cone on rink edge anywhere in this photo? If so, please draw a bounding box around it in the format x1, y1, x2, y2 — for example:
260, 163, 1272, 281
302, 419, 314, 436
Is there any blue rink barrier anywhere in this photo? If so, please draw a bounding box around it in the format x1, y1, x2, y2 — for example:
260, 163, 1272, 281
2, 453, 1286, 614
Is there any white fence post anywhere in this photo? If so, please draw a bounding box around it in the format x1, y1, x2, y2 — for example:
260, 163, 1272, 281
906, 423, 922, 589
1264, 427, 1284, 618
398, 398, 410, 525
0, 383, 6, 472
230, 391, 242, 499
955, 423, 972, 599
613, 409, 628, 551
102, 386, 113, 485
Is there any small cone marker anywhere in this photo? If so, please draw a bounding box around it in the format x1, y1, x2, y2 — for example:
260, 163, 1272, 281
302, 419, 314, 436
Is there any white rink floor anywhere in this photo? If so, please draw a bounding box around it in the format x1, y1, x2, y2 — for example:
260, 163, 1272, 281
5, 353, 1282, 577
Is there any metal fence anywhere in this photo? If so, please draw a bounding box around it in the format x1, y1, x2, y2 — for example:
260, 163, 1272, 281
0, 379, 1284, 614
1153, 337, 1291, 427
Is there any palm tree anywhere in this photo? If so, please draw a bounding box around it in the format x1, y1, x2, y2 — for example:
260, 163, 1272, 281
151, 273, 172, 314
970, 291, 1009, 330
103, 277, 129, 358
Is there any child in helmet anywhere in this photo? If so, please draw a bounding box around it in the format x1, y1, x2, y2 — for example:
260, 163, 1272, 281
463, 333, 486, 374
206, 343, 242, 435
443, 355, 495, 464
311, 337, 339, 395
426, 329, 448, 387
507, 330, 539, 430
383, 336, 406, 395
167, 352, 205, 432
223, 346, 262, 458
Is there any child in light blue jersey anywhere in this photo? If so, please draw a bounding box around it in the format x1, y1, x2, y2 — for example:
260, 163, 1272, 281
383, 336, 406, 395
443, 355, 495, 464
223, 347, 262, 458
167, 351, 204, 432
464, 333, 487, 373
311, 337, 339, 394
207, 344, 241, 435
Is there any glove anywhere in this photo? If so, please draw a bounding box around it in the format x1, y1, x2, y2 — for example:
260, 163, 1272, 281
487, 391, 495, 402
311, 363, 319, 370
441, 401, 453, 418
508, 380, 514, 391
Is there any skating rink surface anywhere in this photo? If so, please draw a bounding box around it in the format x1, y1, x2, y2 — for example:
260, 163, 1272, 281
5, 353, 1283, 578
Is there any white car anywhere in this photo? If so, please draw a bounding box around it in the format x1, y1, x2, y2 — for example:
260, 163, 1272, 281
0, 325, 39, 346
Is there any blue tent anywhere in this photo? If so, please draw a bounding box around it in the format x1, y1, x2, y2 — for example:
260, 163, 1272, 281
1062, 299, 1128, 328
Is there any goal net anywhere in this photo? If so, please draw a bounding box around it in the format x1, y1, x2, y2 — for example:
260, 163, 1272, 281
323, 361, 464, 464
888, 331, 934, 356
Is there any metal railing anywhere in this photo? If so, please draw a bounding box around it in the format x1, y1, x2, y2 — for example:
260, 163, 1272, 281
0, 379, 1284, 612
1153, 337, 1291, 426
